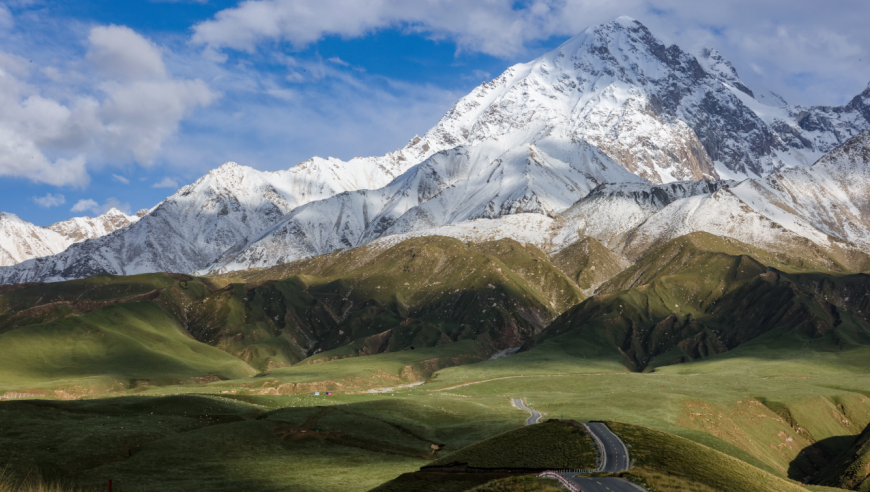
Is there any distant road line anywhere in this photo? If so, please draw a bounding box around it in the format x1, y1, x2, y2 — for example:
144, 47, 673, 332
510, 398, 541, 425
431, 372, 664, 392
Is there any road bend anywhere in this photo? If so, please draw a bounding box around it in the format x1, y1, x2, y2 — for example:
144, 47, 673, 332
560, 422, 641, 492
562, 477, 645, 492
585, 422, 630, 473
511, 398, 541, 425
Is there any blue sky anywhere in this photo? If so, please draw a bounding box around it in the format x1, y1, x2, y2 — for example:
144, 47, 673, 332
1, 0, 868, 226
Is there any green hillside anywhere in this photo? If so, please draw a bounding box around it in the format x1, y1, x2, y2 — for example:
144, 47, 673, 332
0, 236, 597, 394
0, 301, 255, 396
608, 421, 810, 492
815, 421, 870, 490
427, 419, 596, 470
549, 236, 629, 294
526, 232, 870, 371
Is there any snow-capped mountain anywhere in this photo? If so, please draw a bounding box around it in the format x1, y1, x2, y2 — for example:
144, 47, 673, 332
204, 139, 644, 272
418, 17, 868, 182
0, 214, 73, 267
48, 208, 146, 243
216, 128, 870, 274
2, 16, 870, 284
0, 208, 144, 267
0, 151, 435, 283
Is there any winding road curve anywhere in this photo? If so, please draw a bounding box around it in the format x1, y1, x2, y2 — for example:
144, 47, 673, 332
562, 423, 642, 492
511, 398, 542, 425
510, 399, 642, 491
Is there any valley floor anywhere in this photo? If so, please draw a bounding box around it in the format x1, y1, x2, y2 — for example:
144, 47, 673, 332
2, 344, 869, 492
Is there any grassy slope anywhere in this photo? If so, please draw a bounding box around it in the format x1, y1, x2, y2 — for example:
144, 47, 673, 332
0, 393, 522, 492
815, 421, 870, 490
524, 232, 870, 372
371, 420, 595, 492
0, 301, 255, 396
213, 341, 483, 394
549, 236, 629, 294
215, 236, 586, 369
423, 317, 870, 482
609, 421, 809, 492
0, 235, 596, 394
428, 420, 596, 469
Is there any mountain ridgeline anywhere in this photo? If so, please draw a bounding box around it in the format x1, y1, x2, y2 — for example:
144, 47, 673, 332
0, 17, 869, 285
2, 228, 870, 396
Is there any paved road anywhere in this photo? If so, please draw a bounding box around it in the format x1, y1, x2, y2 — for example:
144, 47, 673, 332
561, 476, 645, 492
557, 423, 638, 491
585, 422, 630, 473
511, 398, 541, 425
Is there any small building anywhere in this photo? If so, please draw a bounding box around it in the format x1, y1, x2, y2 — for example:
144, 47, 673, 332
313, 392, 320, 396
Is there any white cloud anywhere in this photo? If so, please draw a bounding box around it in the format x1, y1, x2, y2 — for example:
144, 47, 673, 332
112, 174, 130, 184
31, 193, 66, 208
0, 24, 218, 187
0, 5, 13, 30
327, 57, 349, 66
191, 0, 558, 57
88, 25, 167, 81
70, 197, 130, 215
191, 0, 870, 105
70, 198, 100, 214
152, 177, 179, 188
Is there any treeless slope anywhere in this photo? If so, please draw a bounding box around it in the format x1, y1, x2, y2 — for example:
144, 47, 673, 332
549, 237, 629, 295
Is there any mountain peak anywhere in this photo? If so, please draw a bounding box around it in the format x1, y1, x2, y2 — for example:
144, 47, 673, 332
0, 212, 24, 223
613, 15, 639, 27
696, 46, 753, 97
102, 208, 126, 217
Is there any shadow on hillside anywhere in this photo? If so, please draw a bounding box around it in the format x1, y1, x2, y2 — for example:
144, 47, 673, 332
788, 434, 857, 482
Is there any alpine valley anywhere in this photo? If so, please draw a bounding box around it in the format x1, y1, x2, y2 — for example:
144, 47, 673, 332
2, 16, 870, 492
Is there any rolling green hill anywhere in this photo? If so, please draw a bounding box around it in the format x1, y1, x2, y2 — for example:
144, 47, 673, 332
0, 236, 602, 394
525, 232, 870, 371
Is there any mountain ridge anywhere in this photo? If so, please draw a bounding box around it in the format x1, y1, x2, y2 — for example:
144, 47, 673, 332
1, 17, 870, 284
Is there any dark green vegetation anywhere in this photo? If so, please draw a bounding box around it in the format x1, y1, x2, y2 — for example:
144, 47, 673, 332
427, 419, 596, 469
0, 236, 591, 397
0, 393, 524, 492
3, 231, 870, 491
816, 422, 870, 490
608, 421, 809, 491
373, 420, 595, 492
549, 237, 629, 295
528, 232, 870, 371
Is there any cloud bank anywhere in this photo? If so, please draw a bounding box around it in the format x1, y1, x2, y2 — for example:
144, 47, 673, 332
192, 0, 870, 105
0, 25, 218, 187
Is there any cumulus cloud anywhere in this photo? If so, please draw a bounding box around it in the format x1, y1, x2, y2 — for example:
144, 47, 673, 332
70, 197, 131, 215
88, 25, 167, 81
191, 0, 557, 57
31, 193, 66, 208
152, 177, 179, 188
0, 25, 218, 187
70, 198, 100, 214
